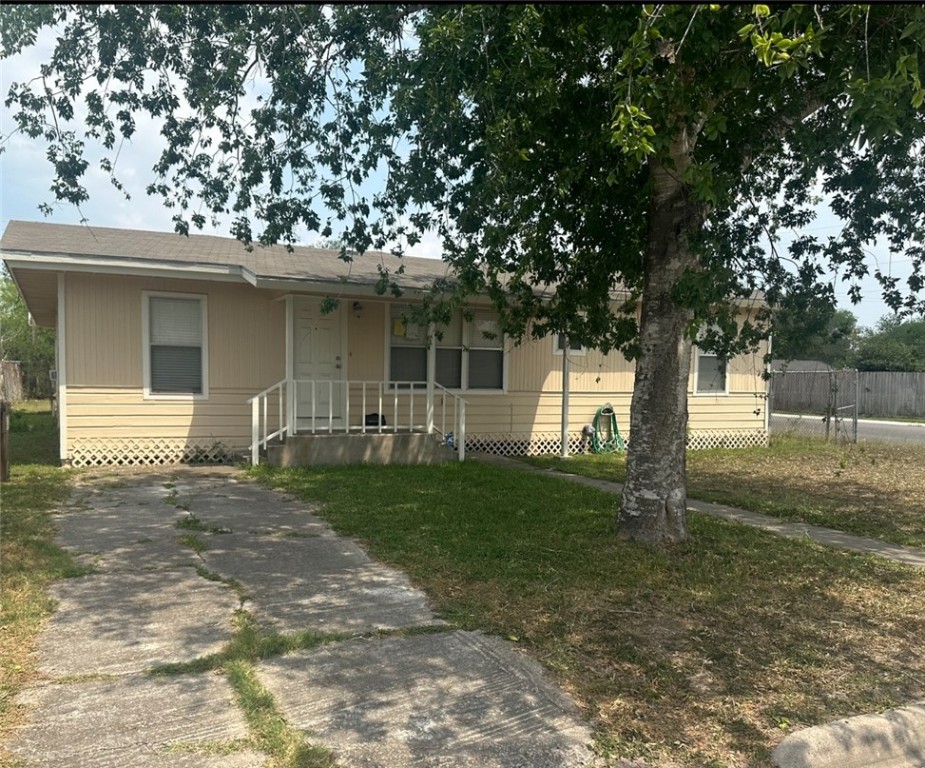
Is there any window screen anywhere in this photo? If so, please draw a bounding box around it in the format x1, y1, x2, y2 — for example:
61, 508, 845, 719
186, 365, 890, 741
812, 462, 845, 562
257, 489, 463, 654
149, 296, 203, 394
696, 353, 726, 394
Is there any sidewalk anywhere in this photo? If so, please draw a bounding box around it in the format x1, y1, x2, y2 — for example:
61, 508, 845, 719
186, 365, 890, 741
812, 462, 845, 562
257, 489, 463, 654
471, 453, 925, 569
9, 468, 594, 768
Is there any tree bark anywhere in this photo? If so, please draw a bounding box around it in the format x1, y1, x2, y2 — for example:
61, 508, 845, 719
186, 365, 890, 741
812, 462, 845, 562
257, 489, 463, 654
617, 138, 704, 546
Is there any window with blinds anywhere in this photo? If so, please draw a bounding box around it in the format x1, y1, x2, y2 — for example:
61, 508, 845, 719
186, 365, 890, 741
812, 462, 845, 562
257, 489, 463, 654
388, 305, 505, 391
145, 294, 206, 396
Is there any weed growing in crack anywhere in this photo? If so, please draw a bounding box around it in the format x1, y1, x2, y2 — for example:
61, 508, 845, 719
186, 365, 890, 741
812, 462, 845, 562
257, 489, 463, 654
177, 533, 208, 553
176, 514, 231, 534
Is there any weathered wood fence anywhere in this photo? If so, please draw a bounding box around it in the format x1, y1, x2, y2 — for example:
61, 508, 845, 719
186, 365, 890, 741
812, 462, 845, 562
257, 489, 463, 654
771, 369, 925, 419
857, 372, 925, 419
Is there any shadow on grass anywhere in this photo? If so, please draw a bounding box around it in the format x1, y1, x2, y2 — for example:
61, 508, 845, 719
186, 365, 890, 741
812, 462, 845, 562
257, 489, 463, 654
252, 461, 925, 768
8, 406, 60, 468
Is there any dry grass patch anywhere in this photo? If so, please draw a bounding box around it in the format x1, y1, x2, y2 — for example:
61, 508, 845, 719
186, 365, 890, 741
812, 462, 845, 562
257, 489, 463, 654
528, 437, 925, 548
254, 462, 925, 767
0, 406, 86, 763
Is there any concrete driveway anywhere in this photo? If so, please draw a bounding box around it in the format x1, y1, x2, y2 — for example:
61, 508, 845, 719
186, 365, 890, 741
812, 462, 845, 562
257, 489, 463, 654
9, 468, 594, 768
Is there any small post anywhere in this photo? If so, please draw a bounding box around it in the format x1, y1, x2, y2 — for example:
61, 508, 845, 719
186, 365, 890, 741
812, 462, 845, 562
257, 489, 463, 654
0, 401, 10, 482
458, 399, 466, 462
278, 384, 284, 441
251, 397, 260, 466
426, 323, 436, 434
853, 368, 859, 443
560, 336, 570, 459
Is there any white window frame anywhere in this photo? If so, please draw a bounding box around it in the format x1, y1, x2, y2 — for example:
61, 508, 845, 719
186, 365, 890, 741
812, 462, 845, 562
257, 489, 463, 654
693, 347, 729, 396
384, 304, 507, 394
142, 290, 209, 400
552, 333, 587, 357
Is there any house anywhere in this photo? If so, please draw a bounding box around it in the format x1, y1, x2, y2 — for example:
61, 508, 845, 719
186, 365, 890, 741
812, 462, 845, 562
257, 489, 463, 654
1, 220, 769, 467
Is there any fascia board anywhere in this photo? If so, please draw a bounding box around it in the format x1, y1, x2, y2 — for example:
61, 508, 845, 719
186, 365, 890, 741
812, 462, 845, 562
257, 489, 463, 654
0, 252, 246, 283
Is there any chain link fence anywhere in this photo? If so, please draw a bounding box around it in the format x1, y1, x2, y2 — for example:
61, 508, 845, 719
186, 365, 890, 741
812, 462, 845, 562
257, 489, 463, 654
768, 368, 859, 443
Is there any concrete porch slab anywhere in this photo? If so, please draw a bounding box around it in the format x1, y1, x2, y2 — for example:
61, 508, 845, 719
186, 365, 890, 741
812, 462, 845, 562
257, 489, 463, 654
268, 431, 452, 466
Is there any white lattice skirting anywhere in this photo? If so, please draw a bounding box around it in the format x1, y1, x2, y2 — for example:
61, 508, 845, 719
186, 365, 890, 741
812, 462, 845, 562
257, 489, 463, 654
69, 438, 235, 468
467, 428, 768, 457
68, 429, 768, 466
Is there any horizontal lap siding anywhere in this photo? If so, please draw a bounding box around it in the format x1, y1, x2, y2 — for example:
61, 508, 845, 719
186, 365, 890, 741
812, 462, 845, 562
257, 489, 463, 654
66, 388, 259, 450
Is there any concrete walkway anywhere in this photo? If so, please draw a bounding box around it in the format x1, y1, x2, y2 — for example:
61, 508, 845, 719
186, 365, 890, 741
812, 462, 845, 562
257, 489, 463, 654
472, 453, 925, 569
9, 468, 594, 768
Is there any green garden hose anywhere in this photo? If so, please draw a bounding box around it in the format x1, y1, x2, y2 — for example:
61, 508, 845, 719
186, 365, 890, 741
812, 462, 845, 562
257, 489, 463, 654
592, 403, 626, 454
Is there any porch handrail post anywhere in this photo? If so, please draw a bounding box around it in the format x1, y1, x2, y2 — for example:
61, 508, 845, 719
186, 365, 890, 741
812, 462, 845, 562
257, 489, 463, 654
344, 380, 350, 434
287, 378, 294, 437
378, 382, 384, 434
278, 383, 284, 442
560, 338, 570, 459
311, 381, 316, 434
426, 323, 436, 434
251, 397, 260, 465
458, 399, 466, 461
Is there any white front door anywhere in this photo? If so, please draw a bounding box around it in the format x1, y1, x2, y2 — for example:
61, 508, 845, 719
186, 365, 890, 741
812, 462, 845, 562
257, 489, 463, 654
293, 298, 344, 428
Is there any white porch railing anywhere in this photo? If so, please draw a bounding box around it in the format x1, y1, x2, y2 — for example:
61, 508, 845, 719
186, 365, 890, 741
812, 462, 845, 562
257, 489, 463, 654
433, 383, 467, 461
247, 379, 288, 465
247, 379, 467, 464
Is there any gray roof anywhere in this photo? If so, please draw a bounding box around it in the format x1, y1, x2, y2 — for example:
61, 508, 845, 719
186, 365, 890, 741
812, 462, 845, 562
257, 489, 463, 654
0, 220, 457, 290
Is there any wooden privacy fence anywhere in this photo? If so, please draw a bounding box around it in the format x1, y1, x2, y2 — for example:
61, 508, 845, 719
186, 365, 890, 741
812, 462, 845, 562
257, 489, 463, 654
771, 369, 925, 420
856, 372, 925, 419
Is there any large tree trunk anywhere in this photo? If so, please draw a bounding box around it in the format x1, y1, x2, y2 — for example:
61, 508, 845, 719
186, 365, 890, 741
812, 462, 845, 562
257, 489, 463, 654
617, 141, 704, 546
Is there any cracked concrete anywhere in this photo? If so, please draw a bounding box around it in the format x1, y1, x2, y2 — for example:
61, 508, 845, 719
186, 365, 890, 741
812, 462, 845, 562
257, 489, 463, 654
9, 468, 594, 768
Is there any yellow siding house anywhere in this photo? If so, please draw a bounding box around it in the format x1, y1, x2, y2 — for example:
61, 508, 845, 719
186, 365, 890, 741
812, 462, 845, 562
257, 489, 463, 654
1, 221, 768, 467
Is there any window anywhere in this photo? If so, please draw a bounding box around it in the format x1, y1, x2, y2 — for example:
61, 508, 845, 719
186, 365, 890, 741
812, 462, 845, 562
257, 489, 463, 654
467, 310, 503, 389
144, 292, 208, 398
695, 350, 727, 395
553, 333, 586, 356
388, 305, 505, 391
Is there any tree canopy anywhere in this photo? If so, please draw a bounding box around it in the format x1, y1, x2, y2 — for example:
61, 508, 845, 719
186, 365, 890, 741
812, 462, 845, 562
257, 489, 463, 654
854, 315, 925, 371
773, 307, 858, 367
3, 4, 924, 543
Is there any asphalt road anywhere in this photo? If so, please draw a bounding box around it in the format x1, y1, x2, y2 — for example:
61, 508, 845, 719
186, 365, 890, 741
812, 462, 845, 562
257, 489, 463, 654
771, 413, 925, 444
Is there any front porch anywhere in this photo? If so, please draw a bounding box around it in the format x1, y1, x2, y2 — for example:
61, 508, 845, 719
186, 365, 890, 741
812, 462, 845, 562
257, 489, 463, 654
248, 379, 467, 466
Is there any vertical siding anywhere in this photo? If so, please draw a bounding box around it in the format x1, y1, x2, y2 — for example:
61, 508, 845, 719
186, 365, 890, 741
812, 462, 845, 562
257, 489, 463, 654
346, 300, 386, 381
65, 274, 285, 390
65, 273, 141, 386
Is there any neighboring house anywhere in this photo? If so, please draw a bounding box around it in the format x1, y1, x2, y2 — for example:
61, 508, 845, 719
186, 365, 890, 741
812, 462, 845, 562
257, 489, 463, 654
1, 220, 769, 467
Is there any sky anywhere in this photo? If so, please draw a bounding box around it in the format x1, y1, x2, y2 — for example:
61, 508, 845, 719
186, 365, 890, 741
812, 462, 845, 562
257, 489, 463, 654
0, 24, 916, 331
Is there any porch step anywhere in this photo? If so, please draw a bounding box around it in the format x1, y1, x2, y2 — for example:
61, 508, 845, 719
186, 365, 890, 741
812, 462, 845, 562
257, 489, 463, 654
267, 431, 451, 467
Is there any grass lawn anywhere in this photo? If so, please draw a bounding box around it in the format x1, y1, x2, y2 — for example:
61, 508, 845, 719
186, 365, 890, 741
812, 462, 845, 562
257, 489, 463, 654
526, 437, 925, 549
253, 461, 925, 768
0, 402, 84, 762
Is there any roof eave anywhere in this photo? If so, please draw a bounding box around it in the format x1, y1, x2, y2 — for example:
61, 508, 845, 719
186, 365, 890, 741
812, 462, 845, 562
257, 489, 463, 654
0, 250, 248, 283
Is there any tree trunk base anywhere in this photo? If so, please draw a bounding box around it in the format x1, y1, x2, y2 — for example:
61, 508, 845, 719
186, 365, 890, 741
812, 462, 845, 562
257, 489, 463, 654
617, 493, 689, 546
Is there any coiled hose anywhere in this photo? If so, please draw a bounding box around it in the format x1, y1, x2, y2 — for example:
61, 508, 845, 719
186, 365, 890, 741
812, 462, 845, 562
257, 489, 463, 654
592, 403, 626, 454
